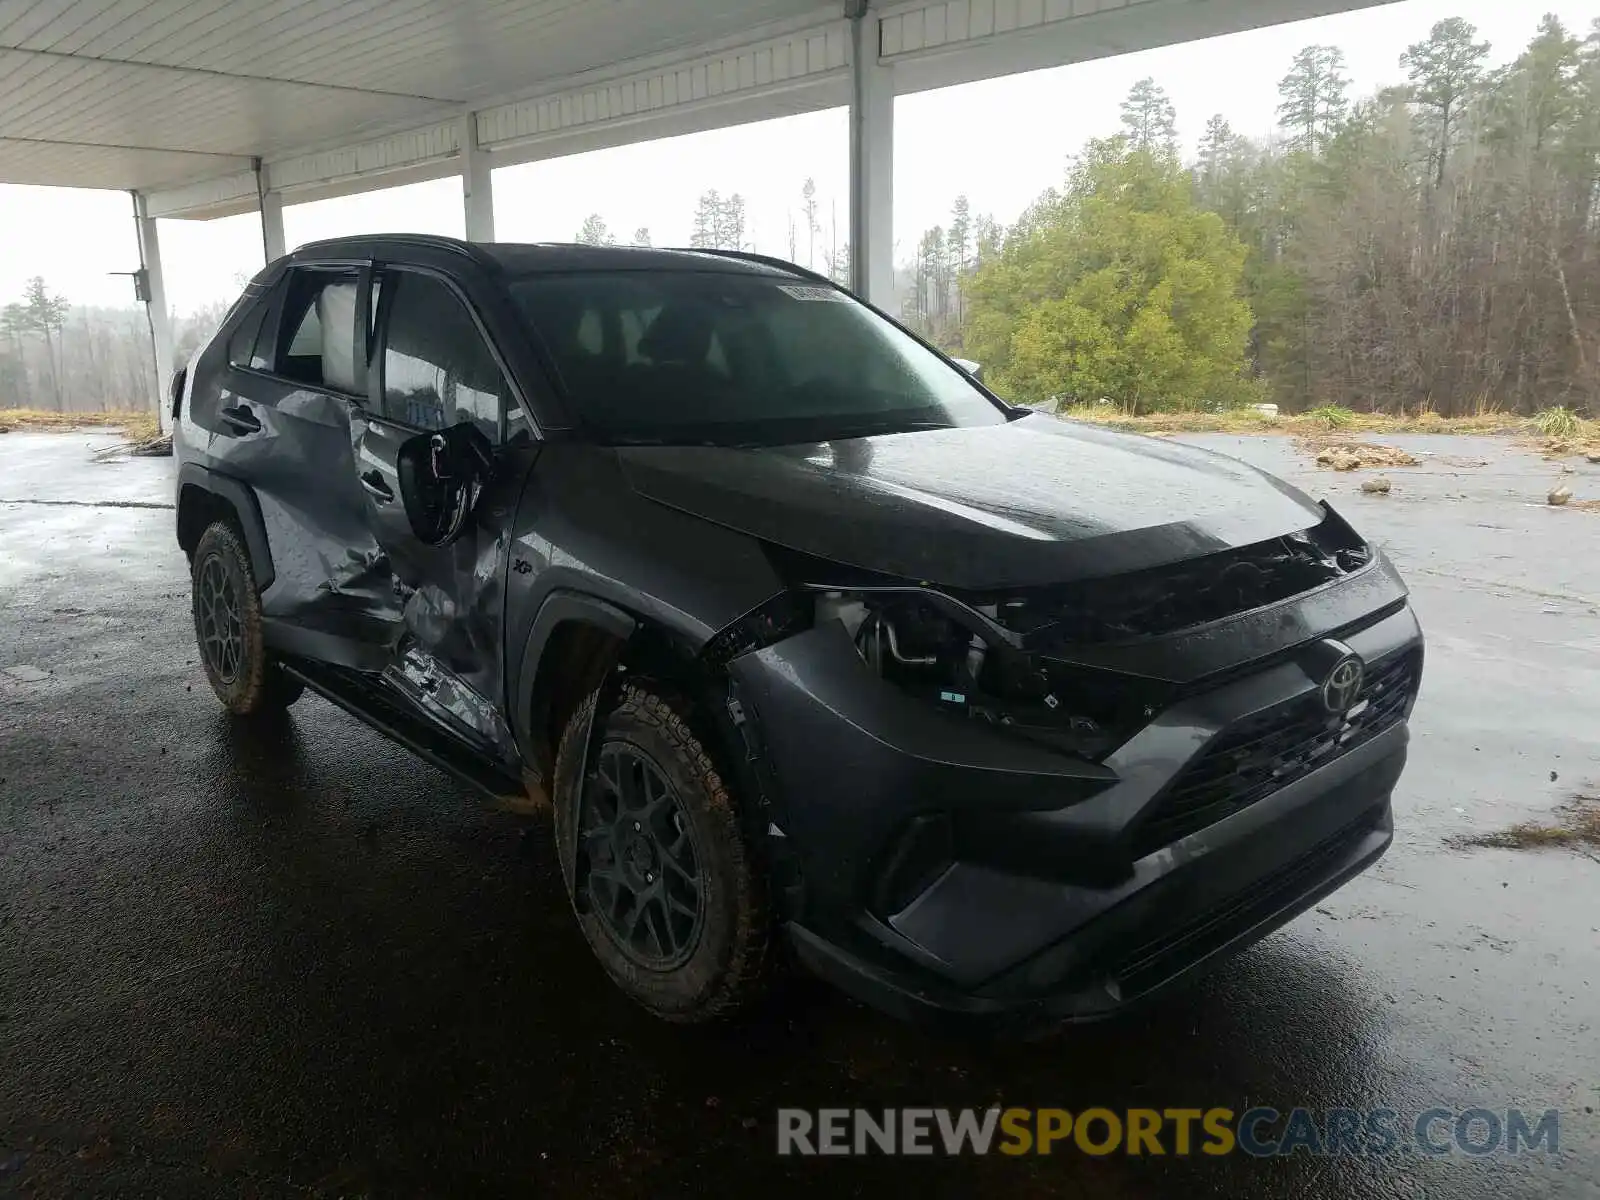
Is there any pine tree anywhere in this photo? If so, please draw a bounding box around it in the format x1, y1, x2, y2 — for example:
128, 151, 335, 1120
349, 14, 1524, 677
719, 194, 748, 251
825, 241, 850, 287
947, 195, 972, 330
1120, 77, 1179, 156
1278, 45, 1350, 154
1197, 115, 1234, 184
22, 277, 70, 410
576, 214, 615, 245
801, 178, 819, 267
1519, 15, 1582, 151
973, 214, 1002, 265
690, 190, 722, 248
1402, 18, 1491, 186
911, 226, 949, 333
0, 303, 32, 406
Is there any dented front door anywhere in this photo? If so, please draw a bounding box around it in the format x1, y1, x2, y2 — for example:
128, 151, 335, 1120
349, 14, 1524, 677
353, 265, 526, 760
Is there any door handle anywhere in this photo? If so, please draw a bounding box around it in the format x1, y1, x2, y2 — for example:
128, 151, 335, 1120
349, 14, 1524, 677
360, 470, 394, 502
219, 404, 260, 433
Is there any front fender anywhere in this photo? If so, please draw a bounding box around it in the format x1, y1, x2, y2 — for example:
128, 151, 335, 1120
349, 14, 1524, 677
510, 589, 638, 766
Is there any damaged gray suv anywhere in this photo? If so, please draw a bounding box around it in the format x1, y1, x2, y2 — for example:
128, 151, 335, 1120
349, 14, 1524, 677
173, 235, 1423, 1029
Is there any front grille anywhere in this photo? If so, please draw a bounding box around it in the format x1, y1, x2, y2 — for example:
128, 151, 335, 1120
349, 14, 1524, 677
1131, 650, 1420, 857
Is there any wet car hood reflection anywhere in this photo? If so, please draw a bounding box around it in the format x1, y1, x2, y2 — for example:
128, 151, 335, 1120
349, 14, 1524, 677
618, 414, 1327, 588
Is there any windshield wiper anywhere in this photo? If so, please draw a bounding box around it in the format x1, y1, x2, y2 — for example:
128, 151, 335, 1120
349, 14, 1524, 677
609, 420, 954, 448
816, 419, 954, 440
607, 435, 742, 448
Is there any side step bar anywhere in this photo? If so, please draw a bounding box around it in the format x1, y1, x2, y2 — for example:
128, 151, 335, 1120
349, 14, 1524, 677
278, 657, 529, 805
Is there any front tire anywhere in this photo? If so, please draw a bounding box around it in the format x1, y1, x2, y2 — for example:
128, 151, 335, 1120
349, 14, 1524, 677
554, 680, 771, 1023
190, 521, 303, 716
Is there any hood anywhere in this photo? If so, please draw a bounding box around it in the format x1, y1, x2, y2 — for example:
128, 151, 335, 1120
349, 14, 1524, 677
617, 415, 1326, 590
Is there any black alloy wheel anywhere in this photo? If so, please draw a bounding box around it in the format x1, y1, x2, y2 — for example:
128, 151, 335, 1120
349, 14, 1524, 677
195, 552, 244, 683
189, 521, 303, 715
578, 742, 706, 969
552, 680, 772, 1023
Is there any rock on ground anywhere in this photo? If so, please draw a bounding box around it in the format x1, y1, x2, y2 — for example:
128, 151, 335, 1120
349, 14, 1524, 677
1314, 442, 1422, 471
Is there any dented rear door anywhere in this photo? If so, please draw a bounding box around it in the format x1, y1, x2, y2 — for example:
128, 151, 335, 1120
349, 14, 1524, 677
208, 261, 401, 661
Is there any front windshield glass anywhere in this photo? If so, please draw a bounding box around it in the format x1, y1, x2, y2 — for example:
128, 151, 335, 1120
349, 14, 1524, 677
509, 270, 1006, 446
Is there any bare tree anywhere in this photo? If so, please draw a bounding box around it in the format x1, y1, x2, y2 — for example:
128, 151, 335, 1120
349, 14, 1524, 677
801, 178, 819, 268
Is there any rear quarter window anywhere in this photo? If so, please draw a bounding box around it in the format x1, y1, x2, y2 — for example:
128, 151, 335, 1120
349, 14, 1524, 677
226, 298, 271, 370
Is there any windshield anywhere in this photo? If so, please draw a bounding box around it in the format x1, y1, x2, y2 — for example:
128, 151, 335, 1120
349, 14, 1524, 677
510, 270, 1006, 446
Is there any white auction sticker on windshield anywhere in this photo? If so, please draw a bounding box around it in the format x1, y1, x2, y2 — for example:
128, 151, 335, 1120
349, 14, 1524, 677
777, 284, 848, 302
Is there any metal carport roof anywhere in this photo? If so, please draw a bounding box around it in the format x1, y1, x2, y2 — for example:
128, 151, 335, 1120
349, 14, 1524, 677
0, 0, 1395, 422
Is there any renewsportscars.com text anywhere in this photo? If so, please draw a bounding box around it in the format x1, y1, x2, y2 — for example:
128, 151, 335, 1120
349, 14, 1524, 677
776, 1107, 1561, 1157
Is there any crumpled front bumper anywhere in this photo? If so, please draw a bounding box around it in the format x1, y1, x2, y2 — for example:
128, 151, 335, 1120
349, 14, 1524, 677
727, 600, 1421, 1030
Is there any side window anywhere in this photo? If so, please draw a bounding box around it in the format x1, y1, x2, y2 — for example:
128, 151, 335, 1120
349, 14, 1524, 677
274, 269, 363, 392
379, 271, 507, 438
226, 298, 270, 370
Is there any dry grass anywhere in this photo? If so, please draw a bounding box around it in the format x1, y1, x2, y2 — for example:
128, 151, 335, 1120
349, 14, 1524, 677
1537, 434, 1600, 460
0, 407, 160, 440
1450, 795, 1600, 853
1053, 403, 1568, 439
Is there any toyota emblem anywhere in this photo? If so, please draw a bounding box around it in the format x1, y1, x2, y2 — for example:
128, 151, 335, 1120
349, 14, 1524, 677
1321, 654, 1365, 713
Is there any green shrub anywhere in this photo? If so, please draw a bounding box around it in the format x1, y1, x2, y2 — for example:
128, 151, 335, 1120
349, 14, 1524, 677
1532, 406, 1584, 439
1305, 404, 1356, 429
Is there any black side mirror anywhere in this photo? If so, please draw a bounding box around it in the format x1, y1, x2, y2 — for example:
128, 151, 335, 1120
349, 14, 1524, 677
397, 422, 496, 547
428, 422, 496, 485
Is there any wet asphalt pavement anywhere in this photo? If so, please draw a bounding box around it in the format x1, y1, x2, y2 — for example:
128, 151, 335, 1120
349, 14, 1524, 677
1, 427, 1597, 1198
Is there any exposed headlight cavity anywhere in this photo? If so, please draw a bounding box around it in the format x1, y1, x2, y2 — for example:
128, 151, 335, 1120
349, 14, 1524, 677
816, 589, 1128, 760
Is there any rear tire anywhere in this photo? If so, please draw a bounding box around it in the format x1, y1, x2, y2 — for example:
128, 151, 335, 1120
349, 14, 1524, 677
190, 521, 303, 716
553, 680, 771, 1023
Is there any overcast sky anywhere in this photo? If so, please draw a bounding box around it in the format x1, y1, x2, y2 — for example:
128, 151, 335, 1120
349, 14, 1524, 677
1, 0, 1595, 315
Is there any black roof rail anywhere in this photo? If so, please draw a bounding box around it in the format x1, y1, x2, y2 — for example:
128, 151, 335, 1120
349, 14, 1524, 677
292, 233, 493, 267
669, 248, 845, 290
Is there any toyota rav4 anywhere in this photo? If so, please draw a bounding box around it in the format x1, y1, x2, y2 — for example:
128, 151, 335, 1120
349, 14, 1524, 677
173, 235, 1423, 1029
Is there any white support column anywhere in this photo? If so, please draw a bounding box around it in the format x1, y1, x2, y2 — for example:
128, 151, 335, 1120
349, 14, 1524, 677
132, 192, 175, 435
848, 2, 894, 307
461, 112, 496, 242
260, 189, 286, 262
